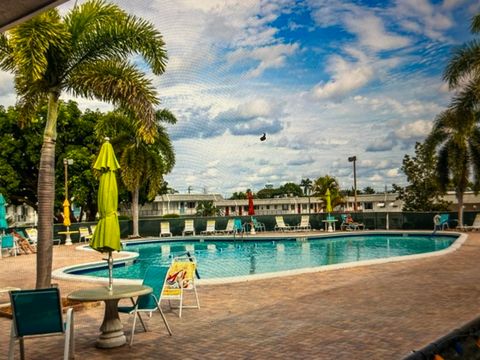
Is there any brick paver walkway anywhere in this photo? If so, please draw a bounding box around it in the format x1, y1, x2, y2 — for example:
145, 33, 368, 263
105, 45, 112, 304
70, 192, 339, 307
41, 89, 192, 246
1, 232, 480, 359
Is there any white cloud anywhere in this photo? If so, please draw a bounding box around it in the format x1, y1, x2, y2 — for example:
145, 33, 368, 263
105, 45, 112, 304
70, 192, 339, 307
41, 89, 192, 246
394, 119, 433, 140
386, 168, 399, 177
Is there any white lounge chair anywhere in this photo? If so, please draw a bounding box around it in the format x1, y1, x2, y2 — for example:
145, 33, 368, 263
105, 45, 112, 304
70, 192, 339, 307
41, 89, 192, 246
217, 219, 234, 234
200, 220, 216, 235
295, 215, 311, 231
461, 213, 480, 231
274, 216, 293, 231
160, 222, 172, 237
182, 219, 195, 236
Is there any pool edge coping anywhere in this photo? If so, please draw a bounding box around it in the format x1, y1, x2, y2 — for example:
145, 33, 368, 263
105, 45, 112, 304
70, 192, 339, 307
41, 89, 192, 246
51, 230, 467, 286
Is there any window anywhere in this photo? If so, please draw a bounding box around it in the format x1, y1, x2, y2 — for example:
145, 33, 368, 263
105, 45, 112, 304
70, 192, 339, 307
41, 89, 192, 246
302, 204, 307, 210
188, 202, 196, 209
291, 205, 295, 210
282, 204, 289, 210
363, 202, 373, 210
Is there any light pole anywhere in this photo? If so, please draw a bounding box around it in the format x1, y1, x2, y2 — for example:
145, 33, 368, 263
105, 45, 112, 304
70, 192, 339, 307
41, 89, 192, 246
348, 156, 357, 212
63, 158, 74, 245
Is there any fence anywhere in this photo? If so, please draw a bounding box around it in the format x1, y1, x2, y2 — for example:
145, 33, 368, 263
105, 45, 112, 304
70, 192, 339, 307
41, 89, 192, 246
42, 211, 475, 244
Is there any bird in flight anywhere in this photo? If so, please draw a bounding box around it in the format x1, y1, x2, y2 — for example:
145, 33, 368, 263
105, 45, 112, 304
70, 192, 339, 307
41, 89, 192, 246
260, 133, 266, 141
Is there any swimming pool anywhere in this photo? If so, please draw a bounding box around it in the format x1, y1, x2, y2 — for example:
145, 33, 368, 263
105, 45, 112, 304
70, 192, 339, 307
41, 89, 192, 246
68, 233, 459, 281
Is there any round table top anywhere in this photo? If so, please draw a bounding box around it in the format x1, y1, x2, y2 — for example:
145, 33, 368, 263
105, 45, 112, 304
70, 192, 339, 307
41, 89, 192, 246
68, 284, 152, 301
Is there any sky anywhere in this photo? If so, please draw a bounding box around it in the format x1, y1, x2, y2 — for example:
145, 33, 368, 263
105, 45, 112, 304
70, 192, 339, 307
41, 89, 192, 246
1, 0, 479, 197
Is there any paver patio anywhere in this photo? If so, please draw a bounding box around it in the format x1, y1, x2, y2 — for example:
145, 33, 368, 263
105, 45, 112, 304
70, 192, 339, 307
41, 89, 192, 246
1, 231, 480, 359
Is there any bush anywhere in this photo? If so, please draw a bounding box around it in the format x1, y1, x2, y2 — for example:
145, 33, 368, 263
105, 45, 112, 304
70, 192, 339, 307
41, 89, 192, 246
162, 213, 180, 218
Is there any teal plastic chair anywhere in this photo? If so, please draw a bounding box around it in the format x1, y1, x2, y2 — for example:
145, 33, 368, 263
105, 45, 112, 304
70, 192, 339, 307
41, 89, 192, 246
1, 234, 16, 257
8, 288, 74, 360
233, 219, 244, 234
251, 217, 266, 232
434, 214, 450, 231
118, 265, 173, 345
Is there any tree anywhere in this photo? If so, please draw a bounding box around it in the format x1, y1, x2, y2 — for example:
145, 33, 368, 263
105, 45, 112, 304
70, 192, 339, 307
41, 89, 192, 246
96, 109, 176, 237
300, 178, 312, 195
0, 0, 167, 288
362, 186, 376, 194
230, 192, 247, 200
279, 182, 303, 197
312, 175, 344, 210
443, 13, 480, 112
425, 109, 480, 226
196, 201, 219, 216
396, 142, 450, 211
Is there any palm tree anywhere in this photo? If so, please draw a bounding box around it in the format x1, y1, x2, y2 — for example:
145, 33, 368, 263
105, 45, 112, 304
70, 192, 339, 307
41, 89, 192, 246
300, 178, 312, 196
443, 13, 480, 111
96, 109, 176, 237
312, 175, 344, 211
0, 1, 167, 288
196, 201, 219, 217
425, 108, 480, 226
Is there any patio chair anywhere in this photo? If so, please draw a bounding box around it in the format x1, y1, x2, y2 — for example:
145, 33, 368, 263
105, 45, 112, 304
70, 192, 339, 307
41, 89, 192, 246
433, 214, 449, 231
1, 234, 16, 258
217, 218, 235, 234
200, 220, 216, 235
274, 216, 293, 231
233, 218, 245, 234
295, 215, 311, 231
162, 257, 200, 318
118, 265, 173, 345
182, 219, 195, 236
160, 221, 173, 237
78, 227, 92, 242
8, 287, 74, 360
251, 217, 266, 232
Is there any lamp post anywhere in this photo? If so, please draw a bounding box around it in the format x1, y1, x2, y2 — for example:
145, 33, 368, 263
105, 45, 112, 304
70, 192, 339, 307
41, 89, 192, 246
348, 156, 357, 212
63, 158, 74, 245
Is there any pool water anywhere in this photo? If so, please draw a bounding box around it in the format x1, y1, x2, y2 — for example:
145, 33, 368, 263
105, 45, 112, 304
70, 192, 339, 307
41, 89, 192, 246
72, 234, 456, 280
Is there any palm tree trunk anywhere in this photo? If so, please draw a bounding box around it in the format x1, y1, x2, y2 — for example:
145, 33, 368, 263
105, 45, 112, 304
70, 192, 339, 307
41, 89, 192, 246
36, 91, 59, 288
131, 187, 140, 237
457, 191, 464, 227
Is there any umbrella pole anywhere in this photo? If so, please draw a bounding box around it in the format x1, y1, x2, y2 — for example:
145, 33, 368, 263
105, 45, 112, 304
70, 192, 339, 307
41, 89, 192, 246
108, 251, 113, 292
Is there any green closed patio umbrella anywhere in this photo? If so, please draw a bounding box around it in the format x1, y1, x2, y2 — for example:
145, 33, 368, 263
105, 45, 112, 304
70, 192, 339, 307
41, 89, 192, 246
325, 188, 333, 213
0, 194, 8, 232
90, 138, 121, 292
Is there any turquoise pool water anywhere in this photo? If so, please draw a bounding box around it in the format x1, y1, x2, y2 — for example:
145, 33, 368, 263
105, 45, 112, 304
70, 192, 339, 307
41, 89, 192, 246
71, 233, 457, 280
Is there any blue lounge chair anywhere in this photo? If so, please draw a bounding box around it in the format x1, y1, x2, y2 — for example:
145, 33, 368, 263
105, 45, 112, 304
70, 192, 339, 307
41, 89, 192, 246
9, 288, 74, 360
118, 265, 173, 345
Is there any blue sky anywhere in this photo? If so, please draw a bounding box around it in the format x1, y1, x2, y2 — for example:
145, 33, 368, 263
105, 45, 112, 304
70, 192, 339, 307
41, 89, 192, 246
1, 0, 479, 197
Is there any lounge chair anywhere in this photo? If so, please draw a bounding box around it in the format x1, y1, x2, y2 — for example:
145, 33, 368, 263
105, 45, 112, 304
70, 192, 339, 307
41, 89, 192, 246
11, 231, 36, 254
182, 219, 195, 236
162, 256, 200, 318
217, 218, 235, 234
295, 215, 311, 231
118, 265, 173, 345
78, 227, 92, 242
1, 234, 16, 258
160, 221, 172, 237
340, 214, 364, 231
457, 213, 480, 231
200, 220, 216, 235
9, 288, 75, 360
24, 228, 38, 246
274, 216, 293, 231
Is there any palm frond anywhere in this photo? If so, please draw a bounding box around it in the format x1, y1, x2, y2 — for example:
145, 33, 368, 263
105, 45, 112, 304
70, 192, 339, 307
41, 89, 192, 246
65, 1, 167, 77
443, 40, 480, 88
0, 34, 15, 72
472, 13, 480, 34
450, 75, 480, 112
66, 59, 159, 142
156, 109, 177, 124
8, 10, 69, 82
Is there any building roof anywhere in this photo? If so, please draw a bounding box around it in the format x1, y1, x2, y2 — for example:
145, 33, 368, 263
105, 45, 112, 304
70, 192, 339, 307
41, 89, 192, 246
1, 0, 69, 32
154, 194, 225, 202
